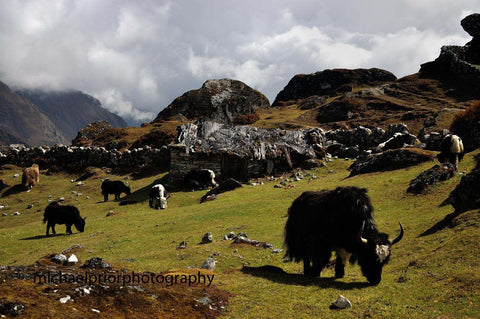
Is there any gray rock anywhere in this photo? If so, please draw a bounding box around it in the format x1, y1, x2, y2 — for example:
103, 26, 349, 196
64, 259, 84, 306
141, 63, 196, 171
200, 257, 216, 271
330, 295, 352, 310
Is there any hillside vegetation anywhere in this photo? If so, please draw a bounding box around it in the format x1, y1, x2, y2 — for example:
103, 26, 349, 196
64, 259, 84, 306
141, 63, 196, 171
1, 150, 479, 318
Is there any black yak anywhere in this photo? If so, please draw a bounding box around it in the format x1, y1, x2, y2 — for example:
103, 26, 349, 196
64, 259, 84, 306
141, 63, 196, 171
438, 134, 464, 170
43, 202, 86, 236
284, 186, 403, 285
101, 180, 131, 202
22, 163, 40, 189
149, 184, 168, 209
183, 169, 217, 190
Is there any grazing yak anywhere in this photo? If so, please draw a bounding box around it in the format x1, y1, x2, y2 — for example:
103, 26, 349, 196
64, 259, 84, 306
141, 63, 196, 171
149, 184, 168, 209
284, 186, 403, 285
438, 134, 464, 170
22, 164, 40, 189
183, 169, 217, 190
43, 202, 86, 236
101, 180, 131, 202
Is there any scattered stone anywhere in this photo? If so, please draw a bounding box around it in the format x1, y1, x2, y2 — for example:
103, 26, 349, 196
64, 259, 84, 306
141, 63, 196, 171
0, 205, 4, 209
59, 295, 72, 304
272, 249, 283, 254
330, 295, 352, 310
62, 244, 84, 254
67, 254, 79, 264
222, 231, 235, 240
51, 254, 67, 264
75, 286, 91, 296
72, 191, 77, 194
200, 257, 216, 271
12, 212, 20, 216
91, 309, 100, 314
201, 232, 213, 244
1, 213, 7, 217
26, 204, 33, 209
13, 174, 19, 178
196, 296, 213, 306
76, 182, 85, 186
81, 257, 111, 269
1, 302, 25, 316
58, 197, 65, 202
232, 236, 273, 249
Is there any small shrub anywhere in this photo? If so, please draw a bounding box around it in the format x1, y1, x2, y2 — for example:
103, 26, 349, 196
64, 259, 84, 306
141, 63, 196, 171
450, 101, 480, 151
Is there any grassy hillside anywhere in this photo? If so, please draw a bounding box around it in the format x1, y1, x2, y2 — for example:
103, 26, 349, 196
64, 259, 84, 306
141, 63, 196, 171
1, 152, 479, 318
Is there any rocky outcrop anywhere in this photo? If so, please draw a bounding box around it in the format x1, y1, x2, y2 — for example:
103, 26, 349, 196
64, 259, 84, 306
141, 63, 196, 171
443, 155, 480, 212
420, 13, 480, 96
272, 68, 396, 106
153, 79, 270, 125
407, 164, 456, 194
72, 121, 113, 147
461, 13, 480, 64
348, 148, 435, 177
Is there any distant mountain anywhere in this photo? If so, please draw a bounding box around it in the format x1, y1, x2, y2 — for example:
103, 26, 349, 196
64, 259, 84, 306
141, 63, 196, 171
16, 89, 128, 141
0, 81, 67, 147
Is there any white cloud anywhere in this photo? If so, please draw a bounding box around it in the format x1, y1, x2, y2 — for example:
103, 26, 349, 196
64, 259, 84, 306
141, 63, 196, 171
0, 1, 476, 124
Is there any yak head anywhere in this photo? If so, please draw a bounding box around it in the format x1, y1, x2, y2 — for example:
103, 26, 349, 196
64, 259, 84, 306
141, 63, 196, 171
159, 197, 168, 209
74, 217, 86, 232
357, 222, 404, 285
124, 183, 132, 196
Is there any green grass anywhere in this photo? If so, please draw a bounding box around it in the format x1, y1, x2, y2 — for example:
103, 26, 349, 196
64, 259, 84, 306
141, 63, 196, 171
1, 152, 479, 318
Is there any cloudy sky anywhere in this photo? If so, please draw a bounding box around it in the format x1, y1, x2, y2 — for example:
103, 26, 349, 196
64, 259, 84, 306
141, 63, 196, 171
0, 1, 476, 125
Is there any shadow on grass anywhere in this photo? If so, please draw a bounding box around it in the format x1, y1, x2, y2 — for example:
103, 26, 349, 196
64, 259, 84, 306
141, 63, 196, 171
420, 209, 472, 236
1, 184, 26, 198
20, 233, 68, 241
241, 265, 371, 290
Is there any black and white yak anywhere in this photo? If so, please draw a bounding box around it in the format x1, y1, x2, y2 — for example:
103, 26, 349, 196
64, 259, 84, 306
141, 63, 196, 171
183, 169, 217, 190
101, 180, 131, 202
438, 134, 464, 170
149, 184, 168, 209
43, 202, 86, 236
284, 186, 403, 285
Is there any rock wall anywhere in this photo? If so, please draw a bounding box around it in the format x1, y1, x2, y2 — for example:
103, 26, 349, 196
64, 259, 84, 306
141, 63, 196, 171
0, 144, 169, 171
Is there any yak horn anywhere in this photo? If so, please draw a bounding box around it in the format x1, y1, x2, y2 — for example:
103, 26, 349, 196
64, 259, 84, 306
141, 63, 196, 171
391, 222, 404, 246
357, 221, 368, 245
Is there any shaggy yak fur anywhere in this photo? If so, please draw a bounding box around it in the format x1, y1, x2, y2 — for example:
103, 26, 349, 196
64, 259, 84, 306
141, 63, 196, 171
22, 164, 40, 189
438, 134, 464, 170
183, 169, 217, 190
101, 180, 131, 202
43, 201, 86, 236
284, 186, 403, 285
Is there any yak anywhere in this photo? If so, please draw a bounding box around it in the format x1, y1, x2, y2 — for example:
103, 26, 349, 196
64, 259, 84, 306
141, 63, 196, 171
43, 201, 86, 236
22, 163, 40, 189
101, 180, 131, 202
284, 186, 403, 285
438, 134, 464, 170
183, 169, 217, 190
149, 184, 168, 209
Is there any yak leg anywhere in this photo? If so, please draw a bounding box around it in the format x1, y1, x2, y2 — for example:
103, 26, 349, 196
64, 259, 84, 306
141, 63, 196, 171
66, 224, 73, 234
311, 250, 332, 277
303, 258, 312, 275
335, 249, 351, 278
46, 222, 56, 236
104, 193, 108, 202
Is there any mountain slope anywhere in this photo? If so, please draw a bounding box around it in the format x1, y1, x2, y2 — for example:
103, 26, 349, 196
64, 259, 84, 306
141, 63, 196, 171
0, 81, 67, 146
16, 89, 128, 141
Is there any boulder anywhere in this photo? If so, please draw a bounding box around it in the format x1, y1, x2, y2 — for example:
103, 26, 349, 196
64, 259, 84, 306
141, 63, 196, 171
152, 79, 270, 125
81, 257, 111, 269
407, 164, 456, 194
461, 13, 480, 38
201, 232, 213, 244
443, 167, 480, 212
348, 148, 434, 177
200, 257, 216, 271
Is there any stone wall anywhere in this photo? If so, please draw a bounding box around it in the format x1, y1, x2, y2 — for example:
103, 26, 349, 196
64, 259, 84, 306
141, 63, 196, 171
0, 144, 169, 171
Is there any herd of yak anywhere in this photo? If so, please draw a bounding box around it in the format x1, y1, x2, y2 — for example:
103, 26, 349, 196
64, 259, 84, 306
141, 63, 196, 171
19, 134, 464, 285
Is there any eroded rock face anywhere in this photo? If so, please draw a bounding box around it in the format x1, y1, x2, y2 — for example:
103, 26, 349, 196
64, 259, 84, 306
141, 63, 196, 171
444, 166, 480, 212
407, 164, 456, 194
461, 13, 480, 38
152, 79, 270, 125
